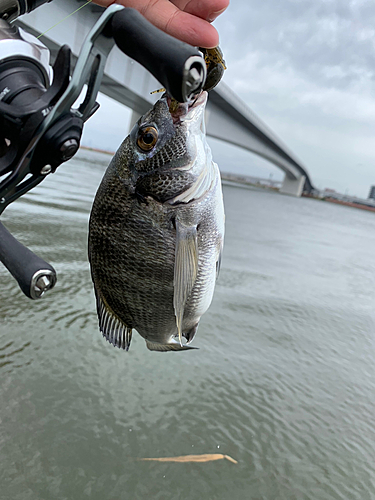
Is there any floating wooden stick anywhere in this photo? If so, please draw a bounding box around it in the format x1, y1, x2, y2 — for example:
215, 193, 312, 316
139, 454, 238, 464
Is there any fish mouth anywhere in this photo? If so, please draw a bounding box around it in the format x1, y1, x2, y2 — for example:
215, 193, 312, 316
166, 91, 207, 124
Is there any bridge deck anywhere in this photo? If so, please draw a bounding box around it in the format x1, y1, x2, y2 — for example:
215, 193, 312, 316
16, 0, 313, 195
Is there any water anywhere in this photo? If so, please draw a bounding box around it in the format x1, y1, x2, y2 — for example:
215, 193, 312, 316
1, 149, 374, 500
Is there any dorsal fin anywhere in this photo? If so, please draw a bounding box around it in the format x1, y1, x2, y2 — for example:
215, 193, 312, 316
95, 291, 132, 351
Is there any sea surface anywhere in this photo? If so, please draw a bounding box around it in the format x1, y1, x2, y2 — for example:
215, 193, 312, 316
0, 149, 374, 500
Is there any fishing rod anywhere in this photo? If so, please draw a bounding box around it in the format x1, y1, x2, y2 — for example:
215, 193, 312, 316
0, 1, 215, 300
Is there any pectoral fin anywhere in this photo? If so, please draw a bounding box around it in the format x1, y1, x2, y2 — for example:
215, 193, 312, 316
173, 220, 198, 345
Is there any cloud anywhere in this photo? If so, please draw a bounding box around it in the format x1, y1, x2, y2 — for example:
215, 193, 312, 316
78, 0, 375, 197
212, 0, 375, 197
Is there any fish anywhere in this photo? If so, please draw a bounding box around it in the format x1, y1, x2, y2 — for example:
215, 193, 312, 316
88, 91, 224, 352
139, 454, 238, 464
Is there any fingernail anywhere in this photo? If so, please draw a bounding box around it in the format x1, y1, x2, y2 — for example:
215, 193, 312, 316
208, 7, 227, 22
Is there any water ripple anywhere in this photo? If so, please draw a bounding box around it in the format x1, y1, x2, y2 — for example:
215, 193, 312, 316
0, 155, 374, 499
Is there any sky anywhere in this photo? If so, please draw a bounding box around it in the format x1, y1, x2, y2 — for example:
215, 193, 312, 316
82, 0, 375, 198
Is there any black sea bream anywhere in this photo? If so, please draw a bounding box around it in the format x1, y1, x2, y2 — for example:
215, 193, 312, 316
88, 92, 224, 352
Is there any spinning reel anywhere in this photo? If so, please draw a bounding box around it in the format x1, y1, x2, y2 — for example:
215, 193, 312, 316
0, 1, 208, 299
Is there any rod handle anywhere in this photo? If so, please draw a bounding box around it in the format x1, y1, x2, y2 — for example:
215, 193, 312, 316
0, 221, 56, 299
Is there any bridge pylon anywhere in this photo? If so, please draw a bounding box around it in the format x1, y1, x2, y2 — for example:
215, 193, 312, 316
280, 174, 306, 197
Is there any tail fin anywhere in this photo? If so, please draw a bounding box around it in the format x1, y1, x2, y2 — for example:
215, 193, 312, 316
146, 340, 198, 352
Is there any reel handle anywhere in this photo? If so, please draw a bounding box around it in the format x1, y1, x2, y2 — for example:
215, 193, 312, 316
110, 8, 206, 103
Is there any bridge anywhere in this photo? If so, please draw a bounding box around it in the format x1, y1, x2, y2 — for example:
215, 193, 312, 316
17, 0, 314, 196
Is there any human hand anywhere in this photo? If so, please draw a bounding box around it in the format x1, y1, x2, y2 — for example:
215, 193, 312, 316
93, 0, 229, 48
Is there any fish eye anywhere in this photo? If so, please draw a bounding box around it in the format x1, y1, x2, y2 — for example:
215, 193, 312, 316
137, 126, 158, 151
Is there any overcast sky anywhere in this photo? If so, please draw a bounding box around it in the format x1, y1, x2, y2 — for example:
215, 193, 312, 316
82, 0, 375, 198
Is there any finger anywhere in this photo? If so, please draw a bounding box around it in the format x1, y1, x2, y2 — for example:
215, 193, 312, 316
170, 0, 229, 22
113, 0, 221, 47
161, 9, 221, 47
92, 0, 221, 47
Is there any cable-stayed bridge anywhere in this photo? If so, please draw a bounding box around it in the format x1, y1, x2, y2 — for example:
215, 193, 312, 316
17, 0, 314, 196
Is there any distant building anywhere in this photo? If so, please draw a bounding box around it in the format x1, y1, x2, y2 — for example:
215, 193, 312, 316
368, 186, 375, 200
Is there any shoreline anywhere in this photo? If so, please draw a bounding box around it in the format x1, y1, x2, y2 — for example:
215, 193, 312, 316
79, 149, 374, 213
303, 194, 375, 213
80, 145, 115, 156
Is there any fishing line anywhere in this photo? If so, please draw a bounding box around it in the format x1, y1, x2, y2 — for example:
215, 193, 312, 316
37, 0, 93, 39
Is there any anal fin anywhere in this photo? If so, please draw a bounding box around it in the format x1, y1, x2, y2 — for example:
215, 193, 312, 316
184, 322, 199, 344
96, 292, 132, 351
173, 220, 198, 346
